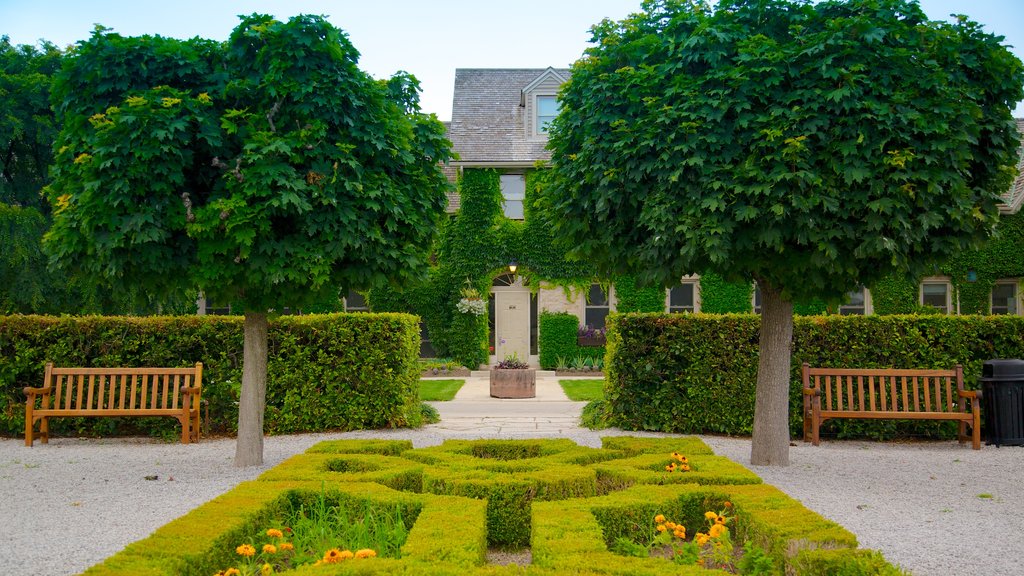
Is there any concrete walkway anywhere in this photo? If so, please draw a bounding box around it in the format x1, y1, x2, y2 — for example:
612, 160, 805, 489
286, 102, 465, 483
424, 374, 589, 435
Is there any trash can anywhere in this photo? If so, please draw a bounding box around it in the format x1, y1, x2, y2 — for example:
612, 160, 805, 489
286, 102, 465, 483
979, 359, 1024, 447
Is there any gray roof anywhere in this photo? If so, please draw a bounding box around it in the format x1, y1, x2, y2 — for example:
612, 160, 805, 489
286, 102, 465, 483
448, 68, 569, 165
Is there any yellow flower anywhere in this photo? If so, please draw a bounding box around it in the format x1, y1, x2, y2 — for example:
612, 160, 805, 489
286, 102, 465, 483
673, 528, 686, 539
126, 96, 148, 107
654, 514, 665, 524
225, 569, 241, 576
198, 92, 212, 103
704, 511, 718, 520
262, 544, 277, 554
260, 563, 273, 576
279, 542, 294, 551
665, 521, 676, 530
266, 528, 284, 538
665, 464, 675, 472
679, 464, 691, 471
161, 97, 182, 107
354, 549, 377, 559
322, 549, 343, 563
236, 544, 256, 557
695, 533, 710, 546
715, 514, 727, 525
73, 153, 92, 165
709, 523, 728, 539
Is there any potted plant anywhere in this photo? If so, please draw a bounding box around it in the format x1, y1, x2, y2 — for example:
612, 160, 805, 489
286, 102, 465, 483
490, 353, 535, 398
577, 325, 606, 347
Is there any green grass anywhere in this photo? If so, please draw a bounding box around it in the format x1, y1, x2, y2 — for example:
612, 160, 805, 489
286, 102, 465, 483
419, 379, 465, 401
560, 379, 604, 401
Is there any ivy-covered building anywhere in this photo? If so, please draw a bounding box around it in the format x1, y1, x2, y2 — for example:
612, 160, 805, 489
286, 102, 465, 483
372, 68, 1024, 369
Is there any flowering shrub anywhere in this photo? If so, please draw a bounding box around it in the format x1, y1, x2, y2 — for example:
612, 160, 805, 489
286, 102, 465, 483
215, 526, 378, 574
456, 285, 486, 315
664, 451, 691, 472
496, 353, 529, 369
577, 325, 606, 338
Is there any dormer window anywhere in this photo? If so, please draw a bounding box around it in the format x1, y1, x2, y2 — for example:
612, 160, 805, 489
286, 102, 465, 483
537, 95, 558, 134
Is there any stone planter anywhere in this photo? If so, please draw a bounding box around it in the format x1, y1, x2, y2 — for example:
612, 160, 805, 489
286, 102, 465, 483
490, 368, 536, 398
577, 336, 606, 347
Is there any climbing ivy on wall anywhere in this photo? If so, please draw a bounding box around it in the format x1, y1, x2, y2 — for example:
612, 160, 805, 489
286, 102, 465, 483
612, 275, 665, 313
697, 272, 752, 314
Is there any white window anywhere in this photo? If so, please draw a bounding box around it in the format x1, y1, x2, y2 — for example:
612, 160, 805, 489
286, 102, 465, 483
991, 281, 1020, 315
920, 278, 953, 314
536, 95, 558, 134
667, 277, 701, 313
499, 174, 526, 220
839, 287, 870, 315
344, 290, 369, 312
584, 283, 612, 330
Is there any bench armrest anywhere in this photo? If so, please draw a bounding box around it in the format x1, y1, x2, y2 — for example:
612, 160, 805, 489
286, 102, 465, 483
957, 390, 978, 400
23, 386, 52, 397
802, 387, 820, 397
180, 386, 201, 395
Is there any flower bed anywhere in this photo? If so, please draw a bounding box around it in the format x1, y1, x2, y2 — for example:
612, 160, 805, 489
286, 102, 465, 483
84, 438, 900, 575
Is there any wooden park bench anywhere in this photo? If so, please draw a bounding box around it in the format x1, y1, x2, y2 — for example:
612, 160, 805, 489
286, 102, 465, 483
801, 363, 981, 450
24, 363, 203, 446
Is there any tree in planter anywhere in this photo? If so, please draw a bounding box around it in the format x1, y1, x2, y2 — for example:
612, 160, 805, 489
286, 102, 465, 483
44, 16, 452, 466
542, 0, 1023, 465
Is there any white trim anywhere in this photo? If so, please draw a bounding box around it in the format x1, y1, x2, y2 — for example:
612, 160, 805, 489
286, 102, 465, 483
838, 286, 874, 315
665, 275, 702, 313
991, 278, 1023, 315
920, 276, 955, 315
581, 283, 615, 328
451, 161, 538, 168
519, 67, 568, 106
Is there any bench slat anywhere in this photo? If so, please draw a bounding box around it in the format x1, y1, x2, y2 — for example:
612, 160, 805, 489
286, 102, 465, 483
34, 408, 193, 417
820, 410, 969, 421
50, 367, 201, 375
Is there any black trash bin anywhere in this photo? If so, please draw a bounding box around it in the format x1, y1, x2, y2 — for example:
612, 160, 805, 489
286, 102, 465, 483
980, 359, 1024, 447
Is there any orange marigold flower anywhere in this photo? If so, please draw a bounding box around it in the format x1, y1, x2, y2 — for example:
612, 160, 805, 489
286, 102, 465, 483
279, 542, 294, 551
266, 528, 284, 538
262, 544, 277, 554
695, 533, 710, 547
704, 511, 718, 520
674, 529, 686, 539
665, 521, 676, 530
225, 569, 241, 576
709, 523, 728, 539
339, 550, 355, 560
322, 549, 344, 563
715, 515, 727, 525
654, 514, 666, 523
724, 501, 733, 508
657, 524, 667, 532
236, 544, 256, 557
354, 549, 377, 559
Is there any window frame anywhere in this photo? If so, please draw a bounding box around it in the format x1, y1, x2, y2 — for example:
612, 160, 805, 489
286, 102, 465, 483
498, 173, 526, 220
919, 277, 954, 315
344, 290, 369, 312
583, 283, 614, 330
534, 94, 559, 136
991, 279, 1021, 315
838, 287, 872, 315
666, 276, 701, 314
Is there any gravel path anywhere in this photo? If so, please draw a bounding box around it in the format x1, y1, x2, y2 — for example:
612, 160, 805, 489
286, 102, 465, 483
2, 429, 1021, 576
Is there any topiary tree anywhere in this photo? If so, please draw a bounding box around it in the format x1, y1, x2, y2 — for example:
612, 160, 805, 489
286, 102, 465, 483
542, 0, 1023, 465
44, 15, 452, 466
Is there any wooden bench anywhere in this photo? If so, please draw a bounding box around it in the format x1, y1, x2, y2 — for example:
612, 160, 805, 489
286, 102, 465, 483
24, 363, 203, 446
801, 363, 981, 449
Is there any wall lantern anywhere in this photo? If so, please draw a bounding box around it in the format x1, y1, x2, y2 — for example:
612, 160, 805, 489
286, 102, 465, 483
508, 260, 518, 274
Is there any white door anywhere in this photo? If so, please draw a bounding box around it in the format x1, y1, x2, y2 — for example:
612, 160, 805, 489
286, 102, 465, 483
495, 291, 530, 364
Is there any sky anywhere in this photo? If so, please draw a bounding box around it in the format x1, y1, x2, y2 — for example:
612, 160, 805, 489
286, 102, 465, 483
2, 0, 1023, 119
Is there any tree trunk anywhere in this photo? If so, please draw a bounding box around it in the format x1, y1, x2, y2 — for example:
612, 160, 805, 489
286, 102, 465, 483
234, 311, 268, 467
750, 281, 793, 466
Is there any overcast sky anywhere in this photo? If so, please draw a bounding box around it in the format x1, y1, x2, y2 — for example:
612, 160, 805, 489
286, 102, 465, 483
2, 0, 1022, 118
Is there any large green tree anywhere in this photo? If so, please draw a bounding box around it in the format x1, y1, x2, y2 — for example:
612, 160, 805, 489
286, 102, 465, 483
543, 0, 1023, 465
0, 36, 63, 211
45, 16, 452, 466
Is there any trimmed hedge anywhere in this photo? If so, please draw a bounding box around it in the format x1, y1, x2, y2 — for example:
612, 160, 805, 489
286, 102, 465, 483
1, 313, 423, 438
538, 311, 606, 370
86, 437, 899, 575
605, 313, 1024, 439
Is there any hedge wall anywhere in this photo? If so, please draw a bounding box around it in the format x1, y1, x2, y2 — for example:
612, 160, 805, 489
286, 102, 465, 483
605, 313, 1024, 439
538, 312, 606, 370
1, 313, 423, 439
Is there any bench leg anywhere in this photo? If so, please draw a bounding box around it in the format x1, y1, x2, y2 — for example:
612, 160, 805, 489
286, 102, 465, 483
972, 411, 981, 450
180, 416, 191, 445
40, 417, 48, 444
803, 397, 811, 442
24, 410, 33, 447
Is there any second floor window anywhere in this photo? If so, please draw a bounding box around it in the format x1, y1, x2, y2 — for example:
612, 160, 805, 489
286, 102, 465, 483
536, 95, 558, 134
499, 174, 526, 219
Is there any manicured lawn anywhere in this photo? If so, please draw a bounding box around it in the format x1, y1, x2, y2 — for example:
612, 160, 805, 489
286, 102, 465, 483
419, 379, 465, 401
559, 379, 604, 401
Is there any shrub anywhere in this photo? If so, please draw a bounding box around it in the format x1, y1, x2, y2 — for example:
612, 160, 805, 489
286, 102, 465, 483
1, 313, 421, 438
538, 312, 605, 370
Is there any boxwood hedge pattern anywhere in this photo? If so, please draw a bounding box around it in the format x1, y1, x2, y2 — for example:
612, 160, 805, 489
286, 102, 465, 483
84, 437, 901, 575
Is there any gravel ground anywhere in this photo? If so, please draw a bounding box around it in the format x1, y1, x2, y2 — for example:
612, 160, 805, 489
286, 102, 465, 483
1, 430, 1021, 576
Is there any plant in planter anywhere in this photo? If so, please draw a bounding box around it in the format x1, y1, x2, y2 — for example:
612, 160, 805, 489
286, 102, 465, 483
577, 325, 606, 347
490, 353, 535, 398
456, 282, 486, 316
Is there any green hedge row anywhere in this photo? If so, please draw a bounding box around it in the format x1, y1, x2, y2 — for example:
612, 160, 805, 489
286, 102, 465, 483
605, 313, 1024, 439
538, 312, 606, 370
85, 437, 899, 575
0, 313, 423, 439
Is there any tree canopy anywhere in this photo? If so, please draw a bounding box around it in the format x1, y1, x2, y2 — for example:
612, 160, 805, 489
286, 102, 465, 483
544, 0, 1023, 304
0, 36, 63, 211
44, 15, 454, 465
542, 0, 1023, 465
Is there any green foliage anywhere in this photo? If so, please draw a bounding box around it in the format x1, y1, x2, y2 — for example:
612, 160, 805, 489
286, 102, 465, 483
0, 313, 423, 437
942, 211, 1024, 314
538, 311, 605, 369
612, 274, 665, 313
699, 271, 753, 313
0, 36, 63, 211
605, 313, 1024, 438
560, 379, 605, 401
45, 15, 452, 313
544, 0, 1024, 304
88, 437, 895, 575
